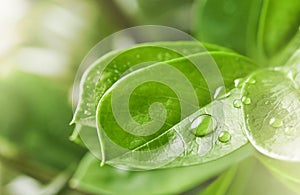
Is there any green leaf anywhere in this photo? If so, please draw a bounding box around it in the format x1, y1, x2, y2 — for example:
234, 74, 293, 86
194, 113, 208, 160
196, 0, 300, 65
257, 154, 300, 193
72, 41, 259, 169
201, 166, 237, 195
70, 145, 253, 195
242, 66, 300, 161
196, 0, 262, 56
226, 157, 298, 195
72, 41, 231, 127
99, 88, 251, 169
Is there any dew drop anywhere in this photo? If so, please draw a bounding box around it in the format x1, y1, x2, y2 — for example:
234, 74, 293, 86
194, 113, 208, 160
190, 114, 217, 137
84, 110, 91, 115
234, 78, 244, 88
241, 96, 251, 105
233, 99, 242, 108
269, 117, 283, 128
136, 54, 141, 59
218, 131, 231, 143
287, 70, 296, 80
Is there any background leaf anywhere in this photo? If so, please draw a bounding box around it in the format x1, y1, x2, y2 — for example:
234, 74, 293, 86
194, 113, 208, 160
0, 71, 85, 171
196, 0, 300, 65
70, 145, 253, 195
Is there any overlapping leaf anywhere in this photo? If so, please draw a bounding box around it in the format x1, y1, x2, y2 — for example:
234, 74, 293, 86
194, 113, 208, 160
72, 41, 258, 169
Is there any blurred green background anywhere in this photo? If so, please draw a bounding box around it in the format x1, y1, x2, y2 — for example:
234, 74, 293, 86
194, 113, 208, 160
0, 0, 299, 195
0, 1, 194, 194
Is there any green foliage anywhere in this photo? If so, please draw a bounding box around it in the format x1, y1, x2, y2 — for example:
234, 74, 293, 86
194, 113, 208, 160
1, 0, 300, 194
72, 41, 258, 169
0, 71, 85, 170
196, 0, 300, 65
71, 145, 253, 195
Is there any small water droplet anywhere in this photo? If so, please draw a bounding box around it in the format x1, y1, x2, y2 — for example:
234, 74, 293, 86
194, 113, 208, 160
218, 131, 231, 143
136, 54, 141, 59
269, 117, 283, 128
241, 96, 251, 105
285, 127, 291, 133
246, 78, 256, 84
84, 110, 91, 115
190, 114, 217, 137
234, 78, 244, 88
265, 100, 270, 105
287, 70, 296, 80
233, 99, 242, 108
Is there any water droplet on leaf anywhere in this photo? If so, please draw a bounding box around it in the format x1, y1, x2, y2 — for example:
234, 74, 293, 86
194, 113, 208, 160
269, 117, 283, 128
241, 96, 251, 105
190, 114, 217, 137
233, 99, 242, 108
84, 110, 91, 115
218, 131, 231, 143
287, 70, 296, 80
234, 78, 244, 88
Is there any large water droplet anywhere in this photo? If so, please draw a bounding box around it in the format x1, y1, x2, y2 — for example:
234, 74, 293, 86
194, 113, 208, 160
218, 131, 231, 143
241, 96, 251, 105
233, 99, 242, 108
269, 117, 283, 128
190, 114, 217, 137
